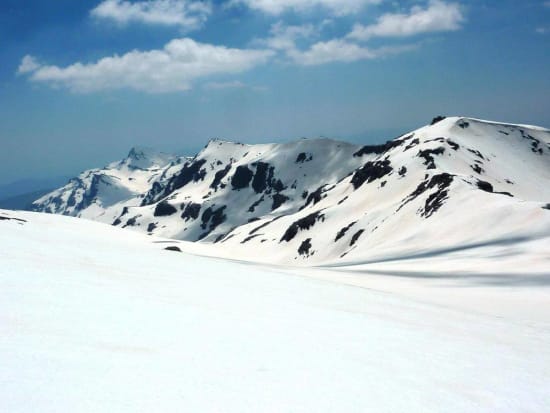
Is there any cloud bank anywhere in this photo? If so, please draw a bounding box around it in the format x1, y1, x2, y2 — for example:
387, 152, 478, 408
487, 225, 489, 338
17, 0, 467, 93
91, 0, 212, 31
229, 0, 381, 16
18, 39, 273, 93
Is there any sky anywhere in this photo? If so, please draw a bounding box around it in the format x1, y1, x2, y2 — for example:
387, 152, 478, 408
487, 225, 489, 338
0, 0, 549, 187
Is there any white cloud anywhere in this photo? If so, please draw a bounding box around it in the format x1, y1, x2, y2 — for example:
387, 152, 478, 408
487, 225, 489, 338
91, 0, 212, 31
288, 39, 415, 65
536, 27, 549, 34
254, 21, 318, 51
18, 38, 274, 93
228, 0, 381, 16
254, 21, 414, 66
545, 1, 550, 8
349, 0, 464, 40
17, 55, 40, 74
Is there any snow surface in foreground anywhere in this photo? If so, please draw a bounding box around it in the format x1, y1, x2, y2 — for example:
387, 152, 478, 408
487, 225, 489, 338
1, 210, 550, 412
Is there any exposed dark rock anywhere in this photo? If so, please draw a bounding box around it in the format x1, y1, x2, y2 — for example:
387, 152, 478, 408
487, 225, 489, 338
248, 217, 260, 223
467, 148, 486, 160
417, 147, 445, 169
303, 185, 326, 208
477, 180, 513, 197
147, 222, 157, 232
298, 238, 312, 256
251, 162, 272, 193
249, 220, 271, 235
542, 204, 550, 210
272, 193, 289, 210
220, 234, 236, 243
350, 159, 393, 189
231, 165, 254, 189
350, 229, 364, 246
337, 196, 348, 205
520, 130, 544, 154
404, 138, 420, 151
154, 201, 177, 217
399, 173, 454, 218
0, 215, 27, 223
431, 116, 446, 125
112, 218, 122, 226
353, 139, 404, 157
199, 205, 227, 239
280, 211, 325, 242
301, 190, 308, 199
398, 166, 407, 177
477, 180, 494, 193
181, 202, 201, 221
142, 159, 207, 206
164, 246, 181, 252
124, 216, 139, 227
335, 221, 356, 242
214, 233, 226, 243
471, 164, 484, 174
457, 119, 470, 129
66, 192, 77, 207
248, 196, 264, 213
296, 152, 313, 163
272, 179, 286, 193
249, 215, 285, 235
241, 234, 261, 244
446, 139, 460, 150
210, 164, 231, 190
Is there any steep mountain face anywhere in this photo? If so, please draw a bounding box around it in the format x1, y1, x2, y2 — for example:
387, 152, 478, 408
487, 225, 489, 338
32, 117, 550, 265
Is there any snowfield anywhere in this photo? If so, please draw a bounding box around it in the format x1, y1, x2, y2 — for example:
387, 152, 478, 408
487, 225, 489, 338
1, 209, 550, 412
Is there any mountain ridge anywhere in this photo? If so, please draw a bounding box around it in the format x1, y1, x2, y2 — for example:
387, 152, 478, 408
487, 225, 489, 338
31, 116, 550, 266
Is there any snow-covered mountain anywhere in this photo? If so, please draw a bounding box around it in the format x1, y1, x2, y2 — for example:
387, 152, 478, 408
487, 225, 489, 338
32, 117, 550, 266
32, 147, 182, 223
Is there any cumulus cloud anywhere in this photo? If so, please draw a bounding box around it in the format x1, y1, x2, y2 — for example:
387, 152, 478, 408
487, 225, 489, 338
228, 0, 381, 16
349, 0, 464, 41
91, 0, 212, 31
288, 39, 415, 65
18, 38, 274, 93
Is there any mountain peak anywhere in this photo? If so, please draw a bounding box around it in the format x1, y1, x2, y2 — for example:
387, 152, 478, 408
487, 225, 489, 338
122, 146, 175, 170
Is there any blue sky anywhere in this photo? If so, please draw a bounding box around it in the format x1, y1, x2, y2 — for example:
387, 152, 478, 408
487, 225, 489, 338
0, 0, 549, 186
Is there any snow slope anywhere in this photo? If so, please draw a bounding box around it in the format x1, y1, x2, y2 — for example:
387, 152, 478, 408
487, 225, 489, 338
32, 117, 550, 269
1, 209, 550, 412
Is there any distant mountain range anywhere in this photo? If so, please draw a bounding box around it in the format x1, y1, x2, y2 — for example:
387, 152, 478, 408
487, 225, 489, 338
31, 117, 550, 266
0, 189, 54, 211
